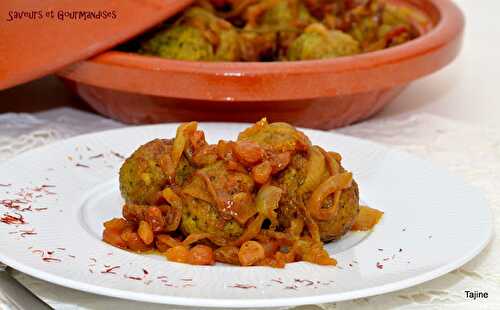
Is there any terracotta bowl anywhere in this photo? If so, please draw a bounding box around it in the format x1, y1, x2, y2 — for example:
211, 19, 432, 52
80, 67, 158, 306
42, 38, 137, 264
58, 0, 464, 129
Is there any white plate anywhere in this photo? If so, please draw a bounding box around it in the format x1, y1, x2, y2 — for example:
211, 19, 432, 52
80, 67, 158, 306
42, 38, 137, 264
0, 123, 492, 308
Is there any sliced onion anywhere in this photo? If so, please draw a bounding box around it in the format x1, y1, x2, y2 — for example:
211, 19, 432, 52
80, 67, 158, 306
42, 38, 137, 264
332, 190, 342, 216
231, 192, 257, 225
182, 176, 213, 203
297, 202, 321, 243
328, 151, 342, 163
162, 188, 182, 208
289, 218, 304, 238
307, 172, 353, 221
237, 117, 268, 140
234, 184, 282, 245
157, 234, 182, 248
317, 146, 340, 176
161, 188, 183, 231
195, 171, 227, 216
182, 233, 212, 246
351, 206, 384, 231
255, 185, 282, 229
171, 122, 197, 171
299, 146, 326, 194
234, 213, 266, 246
292, 238, 337, 266
165, 205, 182, 232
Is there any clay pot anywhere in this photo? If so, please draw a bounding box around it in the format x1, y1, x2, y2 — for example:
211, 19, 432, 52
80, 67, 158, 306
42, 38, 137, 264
59, 0, 464, 129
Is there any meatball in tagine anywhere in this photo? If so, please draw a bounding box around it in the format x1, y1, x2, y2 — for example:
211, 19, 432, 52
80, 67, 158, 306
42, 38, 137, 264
133, 0, 425, 62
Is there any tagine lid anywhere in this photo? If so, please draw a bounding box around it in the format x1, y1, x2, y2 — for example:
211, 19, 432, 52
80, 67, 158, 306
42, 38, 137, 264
0, 0, 193, 90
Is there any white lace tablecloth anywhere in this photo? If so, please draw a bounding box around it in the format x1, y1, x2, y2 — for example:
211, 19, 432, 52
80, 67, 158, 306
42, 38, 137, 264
0, 108, 498, 310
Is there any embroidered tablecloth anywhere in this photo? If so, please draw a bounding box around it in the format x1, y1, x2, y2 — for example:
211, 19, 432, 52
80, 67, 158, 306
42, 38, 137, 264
0, 108, 498, 310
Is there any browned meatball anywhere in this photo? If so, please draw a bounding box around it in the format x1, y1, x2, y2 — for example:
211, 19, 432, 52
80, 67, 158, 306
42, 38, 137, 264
237, 119, 310, 153
180, 160, 257, 244
274, 152, 359, 242
119, 139, 194, 205
316, 180, 359, 242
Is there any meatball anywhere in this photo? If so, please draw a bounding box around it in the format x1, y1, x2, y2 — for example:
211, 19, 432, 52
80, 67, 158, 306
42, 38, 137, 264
183, 7, 241, 61
288, 23, 360, 60
140, 7, 240, 61
346, 2, 419, 51
239, 0, 315, 61
274, 152, 359, 242
140, 25, 214, 61
237, 119, 310, 153
215, 27, 241, 61
119, 139, 194, 205
259, 0, 314, 29
238, 31, 277, 62
316, 180, 359, 241
180, 161, 256, 244
181, 196, 245, 243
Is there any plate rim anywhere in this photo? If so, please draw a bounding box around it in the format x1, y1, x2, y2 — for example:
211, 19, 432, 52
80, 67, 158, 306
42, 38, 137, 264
0, 220, 492, 308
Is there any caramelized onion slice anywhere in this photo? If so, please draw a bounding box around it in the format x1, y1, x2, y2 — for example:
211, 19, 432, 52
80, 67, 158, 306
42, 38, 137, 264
234, 213, 266, 246
299, 146, 326, 194
234, 185, 283, 246
164, 205, 182, 232
194, 171, 228, 216
157, 234, 182, 248
307, 172, 353, 221
255, 185, 282, 229
181, 175, 213, 203
289, 218, 305, 238
351, 206, 384, 231
231, 192, 257, 225
172, 122, 197, 171
162, 188, 182, 207
182, 233, 213, 246
317, 146, 341, 176
297, 202, 321, 243
293, 239, 336, 266
237, 117, 268, 140
161, 188, 183, 231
